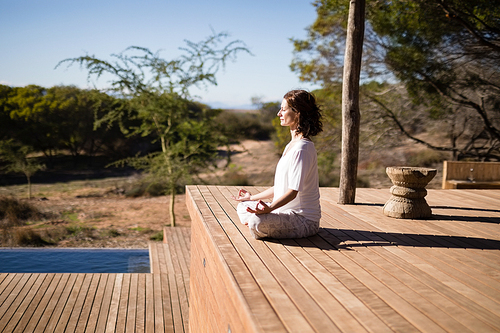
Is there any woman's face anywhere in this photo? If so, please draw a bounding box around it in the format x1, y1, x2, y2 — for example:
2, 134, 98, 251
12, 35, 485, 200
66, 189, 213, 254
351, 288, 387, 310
278, 99, 298, 130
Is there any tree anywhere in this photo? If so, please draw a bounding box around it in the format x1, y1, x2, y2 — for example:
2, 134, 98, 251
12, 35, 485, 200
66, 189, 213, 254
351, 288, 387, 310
338, 0, 365, 204
0, 140, 45, 199
292, 0, 500, 161
0, 85, 15, 142
57, 31, 250, 226
5, 85, 60, 164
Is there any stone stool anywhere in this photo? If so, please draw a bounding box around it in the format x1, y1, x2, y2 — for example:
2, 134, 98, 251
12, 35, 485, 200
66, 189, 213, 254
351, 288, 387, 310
383, 166, 437, 219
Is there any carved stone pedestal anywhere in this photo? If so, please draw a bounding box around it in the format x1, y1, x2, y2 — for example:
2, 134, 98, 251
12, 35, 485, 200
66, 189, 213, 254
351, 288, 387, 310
383, 166, 437, 219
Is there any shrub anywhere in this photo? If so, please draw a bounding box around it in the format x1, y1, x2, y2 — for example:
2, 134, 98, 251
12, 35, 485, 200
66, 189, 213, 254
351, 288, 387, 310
219, 165, 250, 186
124, 180, 175, 197
214, 111, 273, 141
14, 228, 53, 247
101, 228, 121, 238
406, 149, 445, 167
150, 231, 164, 241
0, 196, 42, 227
65, 224, 95, 238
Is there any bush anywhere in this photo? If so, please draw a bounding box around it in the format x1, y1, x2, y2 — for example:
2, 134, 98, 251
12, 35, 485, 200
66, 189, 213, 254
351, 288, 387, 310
65, 224, 95, 238
124, 179, 180, 197
0, 196, 42, 227
13, 228, 54, 247
406, 149, 445, 167
218, 165, 250, 186
150, 231, 163, 241
101, 228, 120, 238
214, 111, 274, 141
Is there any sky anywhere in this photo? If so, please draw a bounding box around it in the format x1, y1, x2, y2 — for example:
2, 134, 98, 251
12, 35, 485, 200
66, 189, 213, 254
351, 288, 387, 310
0, 0, 320, 109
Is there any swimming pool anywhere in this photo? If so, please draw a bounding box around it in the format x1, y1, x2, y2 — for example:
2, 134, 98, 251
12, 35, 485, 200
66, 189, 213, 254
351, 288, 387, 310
0, 248, 150, 273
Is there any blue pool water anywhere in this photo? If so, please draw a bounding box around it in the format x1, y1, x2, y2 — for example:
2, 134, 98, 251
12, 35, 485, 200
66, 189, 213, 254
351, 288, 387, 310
0, 248, 150, 273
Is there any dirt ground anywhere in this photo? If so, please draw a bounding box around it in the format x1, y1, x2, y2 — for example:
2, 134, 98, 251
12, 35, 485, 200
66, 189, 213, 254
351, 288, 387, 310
1, 140, 280, 249
1, 139, 443, 248
33, 194, 192, 249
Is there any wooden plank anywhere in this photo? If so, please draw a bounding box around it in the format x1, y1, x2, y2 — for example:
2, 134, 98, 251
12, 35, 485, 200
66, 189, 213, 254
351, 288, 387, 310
84, 273, 110, 333
62, 274, 93, 332
344, 249, 473, 332
190, 217, 246, 333
200, 185, 312, 332
264, 239, 367, 332
105, 273, 123, 333
0, 274, 17, 303
73, 273, 102, 332
114, 273, 131, 333
0, 273, 48, 333
10, 273, 56, 333
47, 273, 85, 333
282, 238, 394, 333
167, 227, 191, 299
0, 274, 34, 320
144, 273, 155, 333
358, 247, 500, 333
204, 185, 327, 332
19, 273, 63, 333
149, 243, 161, 275
310, 231, 421, 332
125, 273, 138, 332
157, 246, 174, 333
383, 246, 500, 329
152, 274, 165, 333
163, 230, 189, 332
187, 185, 288, 333
33, 273, 73, 332
316, 195, 500, 330
95, 273, 118, 333
135, 274, 146, 333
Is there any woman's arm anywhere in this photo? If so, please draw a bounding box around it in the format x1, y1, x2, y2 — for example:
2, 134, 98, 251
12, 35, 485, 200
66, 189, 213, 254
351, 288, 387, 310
232, 187, 274, 202
246, 188, 297, 215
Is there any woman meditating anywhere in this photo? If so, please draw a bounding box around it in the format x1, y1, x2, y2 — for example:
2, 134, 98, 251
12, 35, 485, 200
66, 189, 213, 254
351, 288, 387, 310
232, 89, 323, 239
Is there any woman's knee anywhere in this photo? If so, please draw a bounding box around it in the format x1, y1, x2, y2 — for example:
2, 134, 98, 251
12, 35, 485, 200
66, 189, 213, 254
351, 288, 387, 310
247, 215, 267, 239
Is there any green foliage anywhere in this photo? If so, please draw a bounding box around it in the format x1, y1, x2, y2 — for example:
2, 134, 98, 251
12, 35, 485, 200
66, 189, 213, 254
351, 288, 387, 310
272, 117, 290, 152
101, 228, 121, 238
0, 140, 46, 199
406, 149, 446, 168
317, 149, 339, 187
65, 223, 95, 237
149, 231, 164, 241
218, 164, 250, 186
123, 179, 172, 197
61, 210, 79, 222
292, 0, 500, 161
1, 84, 136, 166
214, 110, 273, 143
129, 226, 154, 233
56, 31, 249, 226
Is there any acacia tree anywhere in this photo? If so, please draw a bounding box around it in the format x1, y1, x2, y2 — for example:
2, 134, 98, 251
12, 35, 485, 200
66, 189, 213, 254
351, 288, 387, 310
58, 31, 249, 226
0, 140, 45, 199
292, 0, 500, 161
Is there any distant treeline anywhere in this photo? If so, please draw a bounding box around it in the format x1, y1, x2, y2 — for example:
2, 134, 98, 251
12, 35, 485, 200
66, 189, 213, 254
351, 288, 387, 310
0, 84, 275, 172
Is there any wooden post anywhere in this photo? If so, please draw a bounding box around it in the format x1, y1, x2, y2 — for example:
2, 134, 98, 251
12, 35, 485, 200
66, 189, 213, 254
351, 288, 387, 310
339, 0, 365, 204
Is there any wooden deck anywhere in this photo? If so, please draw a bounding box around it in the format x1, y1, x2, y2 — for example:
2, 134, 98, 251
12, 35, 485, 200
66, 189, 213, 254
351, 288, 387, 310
187, 185, 500, 333
0, 227, 190, 333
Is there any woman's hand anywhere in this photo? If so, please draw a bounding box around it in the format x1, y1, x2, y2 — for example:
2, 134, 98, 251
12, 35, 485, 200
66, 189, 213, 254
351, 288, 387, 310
246, 200, 273, 215
231, 188, 252, 202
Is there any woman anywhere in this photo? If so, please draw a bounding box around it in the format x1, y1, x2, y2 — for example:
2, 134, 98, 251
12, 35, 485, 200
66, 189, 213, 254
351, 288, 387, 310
232, 89, 323, 239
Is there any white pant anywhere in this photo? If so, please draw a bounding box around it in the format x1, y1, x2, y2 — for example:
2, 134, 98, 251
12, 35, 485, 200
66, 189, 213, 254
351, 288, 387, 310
237, 201, 320, 240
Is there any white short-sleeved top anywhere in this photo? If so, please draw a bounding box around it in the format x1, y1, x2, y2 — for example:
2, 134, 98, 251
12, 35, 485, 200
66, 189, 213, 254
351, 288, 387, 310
272, 139, 321, 222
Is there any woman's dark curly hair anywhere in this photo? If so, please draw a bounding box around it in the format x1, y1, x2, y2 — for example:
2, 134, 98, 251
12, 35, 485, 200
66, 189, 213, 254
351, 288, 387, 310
283, 89, 323, 138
